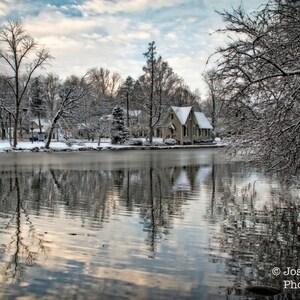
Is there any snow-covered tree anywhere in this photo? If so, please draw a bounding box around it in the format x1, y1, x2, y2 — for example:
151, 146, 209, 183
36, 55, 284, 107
29, 76, 47, 133
138, 42, 182, 143
202, 69, 224, 134
118, 76, 135, 128
0, 20, 51, 147
45, 75, 89, 149
211, 0, 300, 181
0, 75, 11, 140
110, 106, 129, 144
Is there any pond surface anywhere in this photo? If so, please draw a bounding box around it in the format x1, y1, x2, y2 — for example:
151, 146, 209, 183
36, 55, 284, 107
0, 149, 299, 299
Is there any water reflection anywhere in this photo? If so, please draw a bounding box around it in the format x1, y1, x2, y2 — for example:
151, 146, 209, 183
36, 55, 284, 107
0, 150, 299, 299
0, 172, 50, 285
206, 163, 300, 299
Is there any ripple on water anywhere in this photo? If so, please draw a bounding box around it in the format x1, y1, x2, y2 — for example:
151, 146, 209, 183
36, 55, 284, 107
0, 150, 299, 299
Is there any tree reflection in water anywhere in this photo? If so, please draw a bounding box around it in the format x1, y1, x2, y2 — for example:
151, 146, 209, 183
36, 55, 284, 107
0, 151, 299, 299
207, 162, 300, 298
0, 160, 208, 285
0, 170, 50, 284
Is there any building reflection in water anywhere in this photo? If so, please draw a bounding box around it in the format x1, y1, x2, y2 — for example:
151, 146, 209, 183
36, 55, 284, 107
0, 150, 299, 299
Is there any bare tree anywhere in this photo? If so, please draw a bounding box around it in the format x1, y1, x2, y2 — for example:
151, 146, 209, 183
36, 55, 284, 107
45, 75, 88, 149
203, 69, 224, 134
172, 83, 201, 109
211, 0, 300, 181
0, 75, 11, 140
138, 42, 182, 143
87, 67, 121, 114
0, 20, 52, 147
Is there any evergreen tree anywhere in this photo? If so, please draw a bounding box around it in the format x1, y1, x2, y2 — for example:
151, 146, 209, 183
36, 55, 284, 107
143, 41, 156, 144
110, 106, 129, 144
118, 76, 135, 128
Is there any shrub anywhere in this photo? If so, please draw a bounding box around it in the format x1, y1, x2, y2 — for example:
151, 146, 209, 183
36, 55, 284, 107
164, 138, 177, 145
126, 139, 143, 146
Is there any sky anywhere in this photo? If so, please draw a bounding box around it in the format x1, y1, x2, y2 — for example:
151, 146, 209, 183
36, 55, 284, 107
0, 0, 266, 96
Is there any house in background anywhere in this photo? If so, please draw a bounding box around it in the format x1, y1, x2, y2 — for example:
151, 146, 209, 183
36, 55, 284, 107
162, 106, 213, 145
29, 119, 60, 141
29, 119, 51, 141
193, 111, 213, 142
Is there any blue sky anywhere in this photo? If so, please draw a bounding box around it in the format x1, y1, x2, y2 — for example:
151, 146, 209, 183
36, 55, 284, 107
0, 0, 266, 95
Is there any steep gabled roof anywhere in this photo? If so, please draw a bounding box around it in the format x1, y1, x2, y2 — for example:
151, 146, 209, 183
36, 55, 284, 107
171, 106, 192, 125
194, 112, 213, 129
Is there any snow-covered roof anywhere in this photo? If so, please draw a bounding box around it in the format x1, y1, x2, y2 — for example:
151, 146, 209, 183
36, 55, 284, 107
30, 119, 51, 132
171, 106, 192, 125
120, 108, 141, 117
128, 110, 141, 117
31, 119, 51, 128
169, 122, 176, 130
194, 112, 213, 129
100, 114, 113, 121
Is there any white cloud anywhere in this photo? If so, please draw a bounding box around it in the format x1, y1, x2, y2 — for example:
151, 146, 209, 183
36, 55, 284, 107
1, 0, 267, 96
0, 0, 14, 16
21, 8, 153, 80
24, 11, 105, 37
77, 0, 187, 16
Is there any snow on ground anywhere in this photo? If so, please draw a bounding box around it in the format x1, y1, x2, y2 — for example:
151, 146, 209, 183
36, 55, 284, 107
0, 137, 225, 153
0, 138, 162, 152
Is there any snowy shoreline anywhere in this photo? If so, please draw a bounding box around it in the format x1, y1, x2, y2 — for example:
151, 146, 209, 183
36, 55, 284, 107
0, 140, 225, 153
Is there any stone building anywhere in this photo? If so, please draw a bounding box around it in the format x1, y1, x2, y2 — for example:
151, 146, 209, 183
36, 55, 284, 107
162, 106, 213, 145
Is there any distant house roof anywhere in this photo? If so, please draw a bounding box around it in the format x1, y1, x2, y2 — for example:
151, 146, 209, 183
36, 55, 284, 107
171, 106, 192, 125
128, 110, 141, 117
121, 108, 141, 118
100, 114, 113, 121
30, 119, 51, 133
194, 112, 213, 129
31, 119, 51, 127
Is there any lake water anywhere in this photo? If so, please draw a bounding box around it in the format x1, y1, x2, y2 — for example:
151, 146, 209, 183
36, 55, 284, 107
0, 149, 299, 299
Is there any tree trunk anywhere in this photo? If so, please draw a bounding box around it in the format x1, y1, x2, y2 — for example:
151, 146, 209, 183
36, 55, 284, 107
13, 109, 19, 147
0, 112, 5, 140
38, 112, 42, 133
45, 111, 61, 149
9, 113, 12, 146
45, 124, 55, 149
126, 92, 129, 129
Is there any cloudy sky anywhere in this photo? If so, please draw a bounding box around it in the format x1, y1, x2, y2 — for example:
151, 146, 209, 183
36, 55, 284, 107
1, 0, 266, 95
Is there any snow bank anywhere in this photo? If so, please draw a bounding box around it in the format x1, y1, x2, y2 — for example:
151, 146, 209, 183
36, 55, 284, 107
0, 138, 224, 153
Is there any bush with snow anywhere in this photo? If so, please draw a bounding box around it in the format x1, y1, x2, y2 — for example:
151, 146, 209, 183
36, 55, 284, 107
164, 138, 177, 145
126, 139, 143, 146
64, 139, 76, 147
